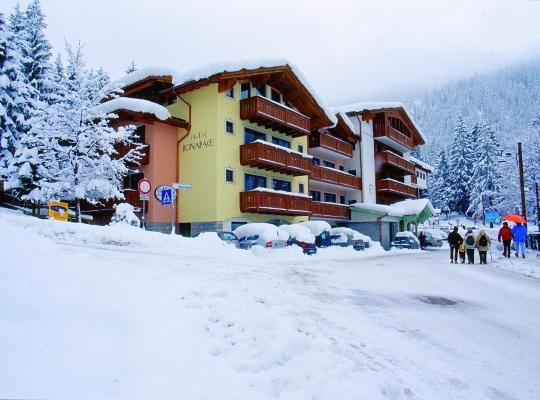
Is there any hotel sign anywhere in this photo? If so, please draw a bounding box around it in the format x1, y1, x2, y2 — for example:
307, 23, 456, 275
182, 131, 214, 152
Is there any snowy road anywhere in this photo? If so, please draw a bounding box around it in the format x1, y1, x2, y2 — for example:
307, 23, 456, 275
1, 212, 540, 400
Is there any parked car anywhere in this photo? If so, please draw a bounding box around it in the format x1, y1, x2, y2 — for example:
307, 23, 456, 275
298, 221, 332, 248
391, 231, 420, 249
233, 223, 289, 250
330, 227, 368, 251
421, 229, 444, 247
192, 231, 240, 248
279, 224, 317, 255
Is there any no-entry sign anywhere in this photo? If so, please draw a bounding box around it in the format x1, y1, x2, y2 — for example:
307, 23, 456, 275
138, 178, 151, 195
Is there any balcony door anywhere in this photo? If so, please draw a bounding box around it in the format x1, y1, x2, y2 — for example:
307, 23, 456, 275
244, 173, 267, 191
244, 128, 266, 144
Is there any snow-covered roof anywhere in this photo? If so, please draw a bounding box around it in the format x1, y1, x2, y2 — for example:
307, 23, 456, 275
298, 220, 331, 236
332, 101, 426, 142
98, 97, 172, 121
351, 199, 436, 218
233, 223, 289, 242
279, 224, 315, 244
335, 111, 356, 134
114, 60, 337, 126
408, 156, 434, 172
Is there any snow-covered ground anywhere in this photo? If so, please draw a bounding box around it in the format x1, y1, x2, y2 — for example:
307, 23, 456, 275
1, 209, 540, 400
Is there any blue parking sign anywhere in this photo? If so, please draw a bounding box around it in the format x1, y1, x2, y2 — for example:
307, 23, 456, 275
161, 188, 172, 205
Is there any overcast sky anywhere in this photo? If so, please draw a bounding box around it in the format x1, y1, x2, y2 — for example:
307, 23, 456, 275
4, 0, 540, 105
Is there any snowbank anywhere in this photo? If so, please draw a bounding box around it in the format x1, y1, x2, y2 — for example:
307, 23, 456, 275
98, 97, 172, 120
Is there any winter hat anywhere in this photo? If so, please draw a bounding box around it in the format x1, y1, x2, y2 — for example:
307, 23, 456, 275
503, 222, 508, 226
453, 227, 458, 232
467, 227, 473, 233
480, 229, 486, 235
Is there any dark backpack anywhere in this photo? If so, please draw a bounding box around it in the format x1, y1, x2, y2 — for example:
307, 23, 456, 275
466, 235, 475, 246
479, 235, 488, 247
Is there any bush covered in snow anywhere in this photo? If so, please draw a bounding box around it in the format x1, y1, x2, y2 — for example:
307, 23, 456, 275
110, 203, 140, 227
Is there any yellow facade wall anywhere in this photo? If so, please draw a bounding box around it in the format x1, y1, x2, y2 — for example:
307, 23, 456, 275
168, 82, 310, 225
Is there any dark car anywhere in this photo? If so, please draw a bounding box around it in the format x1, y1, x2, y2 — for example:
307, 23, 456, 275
391, 232, 420, 250
298, 221, 332, 248
288, 237, 317, 255
280, 224, 317, 255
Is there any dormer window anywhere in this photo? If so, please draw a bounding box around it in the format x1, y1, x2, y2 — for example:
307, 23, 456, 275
255, 85, 266, 97
240, 82, 251, 100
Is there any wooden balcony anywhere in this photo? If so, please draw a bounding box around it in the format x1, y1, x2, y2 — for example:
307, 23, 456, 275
310, 165, 361, 190
373, 122, 413, 150
240, 96, 310, 137
240, 190, 312, 216
311, 201, 351, 220
376, 179, 417, 198
309, 131, 353, 157
376, 150, 415, 175
240, 142, 312, 176
411, 174, 417, 184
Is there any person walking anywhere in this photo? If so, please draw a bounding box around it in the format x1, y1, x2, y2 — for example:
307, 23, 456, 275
464, 228, 477, 264
447, 227, 463, 263
458, 242, 466, 263
419, 231, 426, 250
498, 222, 513, 258
476, 229, 491, 264
512, 222, 527, 258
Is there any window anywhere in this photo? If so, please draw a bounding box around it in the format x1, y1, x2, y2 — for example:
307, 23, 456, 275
272, 178, 291, 192
225, 87, 235, 99
299, 183, 305, 193
240, 82, 251, 99
231, 221, 246, 230
297, 144, 304, 153
338, 165, 345, 171
310, 190, 321, 201
255, 85, 266, 97
272, 136, 291, 148
340, 195, 346, 205
124, 172, 144, 190
244, 127, 266, 144
312, 157, 320, 166
271, 88, 281, 103
134, 126, 146, 144
324, 193, 336, 203
244, 173, 267, 191
225, 120, 235, 135
323, 160, 335, 169
225, 168, 235, 184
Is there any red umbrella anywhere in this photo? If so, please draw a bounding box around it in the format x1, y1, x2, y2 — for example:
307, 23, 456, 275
503, 214, 527, 223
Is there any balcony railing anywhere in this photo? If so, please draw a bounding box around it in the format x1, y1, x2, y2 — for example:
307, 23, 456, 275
309, 131, 353, 157
240, 141, 312, 176
310, 165, 361, 189
240, 96, 310, 137
376, 179, 417, 198
311, 201, 351, 220
373, 122, 413, 150
240, 190, 312, 216
375, 150, 415, 175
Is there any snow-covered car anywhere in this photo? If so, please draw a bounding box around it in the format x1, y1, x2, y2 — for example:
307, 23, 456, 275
192, 231, 240, 248
279, 224, 317, 255
233, 223, 289, 250
331, 227, 369, 251
330, 232, 349, 247
421, 229, 444, 247
298, 221, 332, 248
391, 231, 420, 250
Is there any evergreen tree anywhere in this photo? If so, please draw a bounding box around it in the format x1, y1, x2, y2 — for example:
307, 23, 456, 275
125, 60, 137, 74
447, 116, 473, 214
429, 150, 451, 210
25, 43, 145, 221
467, 121, 502, 218
0, 12, 35, 180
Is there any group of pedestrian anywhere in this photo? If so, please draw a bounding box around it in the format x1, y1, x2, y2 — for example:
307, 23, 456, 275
447, 221, 528, 264
497, 221, 527, 258
448, 227, 491, 264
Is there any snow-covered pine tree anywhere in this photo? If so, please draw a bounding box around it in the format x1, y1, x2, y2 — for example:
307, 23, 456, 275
125, 60, 137, 74
522, 116, 540, 220
467, 121, 502, 219
429, 150, 451, 210
33, 43, 145, 221
0, 12, 35, 180
447, 116, 473, 214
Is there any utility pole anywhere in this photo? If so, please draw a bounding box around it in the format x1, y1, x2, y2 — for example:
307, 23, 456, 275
535, 181, 540, 233
517, 142, 527, 222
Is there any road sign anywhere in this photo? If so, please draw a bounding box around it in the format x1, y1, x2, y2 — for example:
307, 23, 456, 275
485, 209, 501, 224
172, 183, 193, 190
48, 201, 69, 221
154, 185, 177, 201
160, 188, 173, 205
139, 194, 150, 201
138, 178, 151, 195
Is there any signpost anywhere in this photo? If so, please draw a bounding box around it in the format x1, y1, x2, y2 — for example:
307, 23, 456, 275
484, 209, 500, 228
48, 201, 69, 221
155, 183, 193, 234
138, 178, 151, 230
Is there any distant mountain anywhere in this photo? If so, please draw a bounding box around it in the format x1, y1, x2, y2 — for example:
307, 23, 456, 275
402, 56, 540, 163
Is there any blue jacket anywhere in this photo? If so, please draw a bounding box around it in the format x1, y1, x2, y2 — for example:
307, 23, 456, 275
512, 225, 527, 242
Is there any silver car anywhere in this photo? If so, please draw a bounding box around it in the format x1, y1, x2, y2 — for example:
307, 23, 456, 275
233, 223, 289, 250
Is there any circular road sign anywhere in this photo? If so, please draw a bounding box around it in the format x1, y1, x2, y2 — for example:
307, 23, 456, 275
154, 185, 177, 201
138, 178, 152, 195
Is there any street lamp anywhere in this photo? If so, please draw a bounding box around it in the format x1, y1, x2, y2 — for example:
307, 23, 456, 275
497, 142, 527, 223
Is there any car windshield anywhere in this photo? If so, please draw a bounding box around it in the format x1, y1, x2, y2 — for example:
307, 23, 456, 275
220, 232, 236, 240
